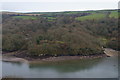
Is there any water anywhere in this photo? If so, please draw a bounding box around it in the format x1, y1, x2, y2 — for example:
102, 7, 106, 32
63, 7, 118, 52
2, 56, 118, 78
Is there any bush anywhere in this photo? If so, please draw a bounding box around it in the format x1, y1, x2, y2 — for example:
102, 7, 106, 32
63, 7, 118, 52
27, 41, 75, 57
2, 34, 26, 52
106, 40, 119, 50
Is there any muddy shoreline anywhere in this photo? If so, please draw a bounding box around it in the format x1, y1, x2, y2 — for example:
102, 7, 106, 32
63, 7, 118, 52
1, 51, 107, 63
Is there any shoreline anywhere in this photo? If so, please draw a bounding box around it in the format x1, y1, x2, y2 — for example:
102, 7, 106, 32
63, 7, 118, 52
29, 54, 107, 63
2, 52, 107, 63
2, 48, 117, 63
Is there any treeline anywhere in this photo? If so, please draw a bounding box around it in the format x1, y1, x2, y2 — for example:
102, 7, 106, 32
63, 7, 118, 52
2, 10, 118, 58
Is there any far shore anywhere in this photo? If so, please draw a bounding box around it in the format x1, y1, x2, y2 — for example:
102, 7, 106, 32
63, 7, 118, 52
1, 48, 118, 63
2, 54, 106, 63
1, 52, 106, 63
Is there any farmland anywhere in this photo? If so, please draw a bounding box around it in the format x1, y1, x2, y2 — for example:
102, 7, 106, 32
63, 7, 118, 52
13, 16, 38, 20
109, 11, 118, 18
75, 13, 106, 21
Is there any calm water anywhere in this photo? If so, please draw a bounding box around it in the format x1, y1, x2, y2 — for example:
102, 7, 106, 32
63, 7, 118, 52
2, 56, 118, 78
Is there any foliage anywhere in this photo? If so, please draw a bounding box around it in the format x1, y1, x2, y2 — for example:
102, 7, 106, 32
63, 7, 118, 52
106, 38, 119, 50
2, 34, 27, 51
2, 9, 118, 58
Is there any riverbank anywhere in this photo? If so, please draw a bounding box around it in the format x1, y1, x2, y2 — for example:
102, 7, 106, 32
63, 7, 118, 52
2, 54, 106, 63
2, 48, 118, 63
1, 51, 107, 63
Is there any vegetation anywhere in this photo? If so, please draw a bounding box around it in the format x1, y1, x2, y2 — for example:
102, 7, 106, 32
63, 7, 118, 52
46, 17, 56, 21
75, 13, 106, 21
13, 16, 38, 20
109, 11, 118, 18
2, 9, 118, 58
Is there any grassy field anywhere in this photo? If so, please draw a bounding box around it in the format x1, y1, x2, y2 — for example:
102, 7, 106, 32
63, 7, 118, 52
63, 11, 80, 14
47, 17, 56, 19
13, 16, 38, 20
46, 17, 56, 21
75, 13, 106, 21
109, 11, 118, 18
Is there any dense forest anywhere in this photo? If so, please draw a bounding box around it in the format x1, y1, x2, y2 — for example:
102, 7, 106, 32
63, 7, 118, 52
2, 9, 119, 58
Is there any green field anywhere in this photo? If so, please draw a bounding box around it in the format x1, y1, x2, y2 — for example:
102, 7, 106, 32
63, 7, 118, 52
13, 16, 38, 20
47, 17, 56, 19
109, 11, 118, 18
75, 13, 106, 21
63, 11, 80, 14
46, 17, 56, 21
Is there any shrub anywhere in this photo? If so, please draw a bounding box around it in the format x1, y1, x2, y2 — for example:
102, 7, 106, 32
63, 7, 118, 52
2, 34, 26, 52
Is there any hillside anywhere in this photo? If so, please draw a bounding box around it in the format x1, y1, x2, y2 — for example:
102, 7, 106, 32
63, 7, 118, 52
2, 9, 118, 58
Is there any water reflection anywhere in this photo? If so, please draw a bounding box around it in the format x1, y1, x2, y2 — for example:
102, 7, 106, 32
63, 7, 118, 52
29, 58, 102, 73
3, 61, 22, 66
2, 56, 118, 78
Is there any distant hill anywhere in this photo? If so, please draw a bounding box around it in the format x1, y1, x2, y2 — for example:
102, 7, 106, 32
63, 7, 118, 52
2, 11, 42, 16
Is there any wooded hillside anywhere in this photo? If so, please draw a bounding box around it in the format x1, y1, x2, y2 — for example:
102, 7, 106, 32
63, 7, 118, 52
2, 9, 119, 58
